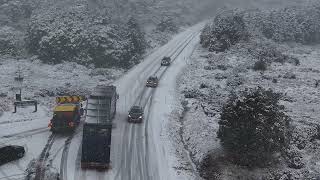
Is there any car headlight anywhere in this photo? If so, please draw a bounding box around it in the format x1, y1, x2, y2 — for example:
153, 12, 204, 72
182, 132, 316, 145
128, 115, 131, 118
139, 116, 142, 119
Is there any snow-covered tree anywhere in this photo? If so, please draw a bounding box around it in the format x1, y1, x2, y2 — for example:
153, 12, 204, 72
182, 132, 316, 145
201, 9, 249, 52
201, 3, 320, 53
126, 17, 147, 65
156, 17, 179, 33
25, 5, 147, 68
0, 26, 24, 55
217, 87, 291, 167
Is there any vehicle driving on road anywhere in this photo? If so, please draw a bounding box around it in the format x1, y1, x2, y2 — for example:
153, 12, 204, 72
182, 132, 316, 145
128, 106, 144, 123
49, 96, 84, 133
146, 76, 159, 87
161, 56, 171, 66
81, 85, 117, 170
0, 145, 25, 166
49, 104, 81, 132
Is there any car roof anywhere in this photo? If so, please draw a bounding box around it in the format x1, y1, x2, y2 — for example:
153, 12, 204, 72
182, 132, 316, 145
0, 145, 22, 149
131, 106, 142, 109
148, 76, 158, 79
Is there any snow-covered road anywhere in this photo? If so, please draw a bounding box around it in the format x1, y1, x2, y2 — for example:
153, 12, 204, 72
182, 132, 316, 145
0, 23, 204, 180
75, 23, 204, 180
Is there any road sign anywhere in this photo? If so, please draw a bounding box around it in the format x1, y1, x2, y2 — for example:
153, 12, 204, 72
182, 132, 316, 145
13, 100, 37, 113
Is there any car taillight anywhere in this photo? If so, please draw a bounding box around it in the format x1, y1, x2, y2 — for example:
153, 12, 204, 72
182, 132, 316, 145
48, 120, 52, 128
68, 122, 74, 127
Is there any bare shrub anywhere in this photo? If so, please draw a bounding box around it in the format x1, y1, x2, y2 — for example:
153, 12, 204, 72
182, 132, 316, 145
253, 60, 267, 71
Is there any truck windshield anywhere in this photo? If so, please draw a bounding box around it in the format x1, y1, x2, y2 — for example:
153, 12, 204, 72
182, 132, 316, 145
54, 112, 73, 119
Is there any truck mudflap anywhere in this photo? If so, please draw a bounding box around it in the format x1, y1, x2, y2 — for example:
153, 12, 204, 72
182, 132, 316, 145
81, 162, 110, 170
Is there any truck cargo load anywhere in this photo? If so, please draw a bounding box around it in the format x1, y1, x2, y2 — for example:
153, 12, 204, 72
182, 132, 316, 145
81, 123, 112, 169
81, 85, 117, 169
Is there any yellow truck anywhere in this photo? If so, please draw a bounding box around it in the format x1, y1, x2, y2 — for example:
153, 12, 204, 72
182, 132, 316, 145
49, 96, 84, 132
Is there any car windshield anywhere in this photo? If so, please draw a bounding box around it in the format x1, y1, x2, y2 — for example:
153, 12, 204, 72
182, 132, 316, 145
130, 107, 142, 113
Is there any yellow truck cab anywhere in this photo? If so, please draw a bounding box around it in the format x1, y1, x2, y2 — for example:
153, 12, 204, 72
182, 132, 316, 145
49, 96, 84, 132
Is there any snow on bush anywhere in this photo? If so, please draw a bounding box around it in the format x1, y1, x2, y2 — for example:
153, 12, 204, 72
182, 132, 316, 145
201, 3, 320, 53
156, 17, 179, 33
237, 40, 300, 70
183, 89, 201, 99
269, 169, 318, 180
0, 0, 33, 26
200, 9, 249, 52
259, 5, 320, 44
283, 72, 296, 79
253, 60, 267, 71
289, 125, 319, 150
217, 87, 291, 167
0, 26, 24, 55
284, 146, 305, 169
247, 42, 290, 64
25, 6, 147, 68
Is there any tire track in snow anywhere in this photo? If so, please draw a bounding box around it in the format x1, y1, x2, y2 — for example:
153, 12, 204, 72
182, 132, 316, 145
77, 29, 199, 180
117, 31, 199, 180
34, 133, 56, 180
0, 127, 48, 139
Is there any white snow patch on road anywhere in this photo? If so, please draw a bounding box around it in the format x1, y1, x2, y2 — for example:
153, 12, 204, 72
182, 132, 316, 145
147, 23, 206, 180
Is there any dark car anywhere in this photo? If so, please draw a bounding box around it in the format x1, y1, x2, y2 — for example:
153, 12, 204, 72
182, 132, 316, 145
146, 76, 159, 88
0, 145, 25, 165
161, 56, 171, 66
128, 106, 144, 123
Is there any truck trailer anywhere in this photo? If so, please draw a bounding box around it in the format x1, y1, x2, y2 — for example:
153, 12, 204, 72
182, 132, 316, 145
81, 85, 117, 169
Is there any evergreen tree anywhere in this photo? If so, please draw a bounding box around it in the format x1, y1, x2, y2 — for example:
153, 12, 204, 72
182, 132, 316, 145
217, 87, 290, 167
127, 17, 147, 60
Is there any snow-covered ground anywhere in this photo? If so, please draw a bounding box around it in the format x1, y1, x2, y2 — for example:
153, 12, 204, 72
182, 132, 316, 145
0, 56, 123, 179
77, 22, 205, 180
176, 40, 320, 179
0, 22, 206, 180
0, 106, 50, 179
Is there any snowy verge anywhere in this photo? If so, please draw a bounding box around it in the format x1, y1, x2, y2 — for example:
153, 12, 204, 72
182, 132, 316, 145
177, 39, 320, 179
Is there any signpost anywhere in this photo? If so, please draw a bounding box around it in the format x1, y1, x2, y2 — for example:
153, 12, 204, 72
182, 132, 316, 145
13, 66, 38, 113
14, 66, 23, 101
13, 100, 37, 113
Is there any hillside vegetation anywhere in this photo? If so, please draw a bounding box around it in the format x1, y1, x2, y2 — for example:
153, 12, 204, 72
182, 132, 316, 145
201, 4, 320, 52
176, 2, 320, 179
0, 0, 220, 68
